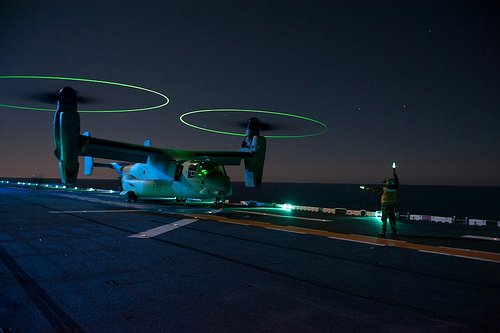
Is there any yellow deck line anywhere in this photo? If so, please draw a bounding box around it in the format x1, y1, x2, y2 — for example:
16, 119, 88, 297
184, 213, 500, 264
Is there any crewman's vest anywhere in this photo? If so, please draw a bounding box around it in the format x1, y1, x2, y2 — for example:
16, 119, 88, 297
381, 188, 398, 205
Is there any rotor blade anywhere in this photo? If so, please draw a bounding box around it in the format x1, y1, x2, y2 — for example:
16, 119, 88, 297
259, 123, 280, 131
76, 95, 99, 104
22, 92, 59, 104
22, 91, 99, 104
229, 119, 282, 131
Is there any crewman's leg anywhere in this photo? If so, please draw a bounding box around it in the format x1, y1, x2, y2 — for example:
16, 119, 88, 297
379, 205, 388, 236
388, 205, 397, 237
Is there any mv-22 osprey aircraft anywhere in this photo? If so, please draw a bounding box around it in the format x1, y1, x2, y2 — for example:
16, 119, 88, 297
53, 87, 266, 207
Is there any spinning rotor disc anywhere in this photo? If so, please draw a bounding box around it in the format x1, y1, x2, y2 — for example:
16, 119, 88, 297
0, 75, 169, 113
179, 109, 327, 139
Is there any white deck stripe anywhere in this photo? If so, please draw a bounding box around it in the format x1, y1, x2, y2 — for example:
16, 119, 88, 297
461, 235, 500, 241
49, 209, 147, 214
419, 250, 451, 256
418, 249, 500, 263
265, 227, 305, 234
129, 219, 198, 238
328, 236, 386, 246
234, 210, 331, 222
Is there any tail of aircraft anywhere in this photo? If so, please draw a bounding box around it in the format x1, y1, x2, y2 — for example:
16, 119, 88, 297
84, 155, 124, 177
83, 133, 139, 177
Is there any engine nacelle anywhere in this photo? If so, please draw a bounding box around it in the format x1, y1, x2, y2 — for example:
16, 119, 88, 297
242, 135, 266, 187
53, 87, 80, 184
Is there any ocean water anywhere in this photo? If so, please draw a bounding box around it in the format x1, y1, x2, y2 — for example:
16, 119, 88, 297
6, 178, 500, 220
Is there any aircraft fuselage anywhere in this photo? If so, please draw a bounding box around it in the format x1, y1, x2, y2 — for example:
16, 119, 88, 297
121, 160, 232, 201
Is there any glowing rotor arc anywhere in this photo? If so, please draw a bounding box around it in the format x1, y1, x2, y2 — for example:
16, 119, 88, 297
0, 75, 169, 113
180, 109, 327, 139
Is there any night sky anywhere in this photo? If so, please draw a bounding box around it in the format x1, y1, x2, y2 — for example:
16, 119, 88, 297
1, 1, 499, 185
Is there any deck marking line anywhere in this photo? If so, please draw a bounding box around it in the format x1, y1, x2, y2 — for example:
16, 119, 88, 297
129, 218, 197, 238
450, 254, 500, 263
49, 209, 147, 214
438, 246, 500, 255
462, 235, 500, 241
329, 236, 386, 246
419, 250, 451, 256
52, 193, 147, 209
233, 210, 331, 222
418, 249, 500, 263
265, 227, 305, 234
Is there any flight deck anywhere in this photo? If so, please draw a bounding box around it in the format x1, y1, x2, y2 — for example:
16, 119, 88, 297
1, 185, 500, 332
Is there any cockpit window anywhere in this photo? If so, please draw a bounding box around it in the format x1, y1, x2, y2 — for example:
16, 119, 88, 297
174, 163, 183, 181
198, 161, 225, 176
187, 163, 198, 178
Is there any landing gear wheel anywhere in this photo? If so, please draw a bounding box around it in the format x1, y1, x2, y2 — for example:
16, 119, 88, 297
213, 198, 225, 209
125, 191, 138, 203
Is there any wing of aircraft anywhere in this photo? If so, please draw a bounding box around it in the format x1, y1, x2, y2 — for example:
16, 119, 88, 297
80, 136, 164, 163
80, 135, 254, 165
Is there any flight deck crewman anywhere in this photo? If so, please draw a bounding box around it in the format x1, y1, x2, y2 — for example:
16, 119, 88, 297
378, 164, 399, 238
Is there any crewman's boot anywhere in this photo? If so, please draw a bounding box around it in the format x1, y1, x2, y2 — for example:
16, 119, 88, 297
378, 230, 386, 237
391, 229, 398, 238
